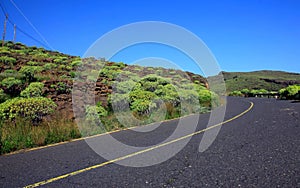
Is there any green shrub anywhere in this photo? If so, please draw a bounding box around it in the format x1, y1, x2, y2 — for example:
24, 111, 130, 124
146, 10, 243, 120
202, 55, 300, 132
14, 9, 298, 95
65, 66, 72, 71
70, 71, 76, 78
85, 104, 108, 122
279, 85, 300, 100
1, 69, 21, 79
0, 47, 10, 54
20, 82, 44, 98
198, 89, 213, 106
26, 61, 40, 66
56, 82, 71, 94
32, 53, 49, 60
241, 88, 250, 95
228, 90, 243, 97
43, 63, 57, 70
1, 77, 22, 89
71, 60, 82, 67
0, 97, 57, 122
130, 99, 156, 114
19, 66, 43, 82
0, 56, 16, 66
3, 69, 17, 75
53, 56, 68, 64
58, 65, 66, 70
116, 80, 136, 94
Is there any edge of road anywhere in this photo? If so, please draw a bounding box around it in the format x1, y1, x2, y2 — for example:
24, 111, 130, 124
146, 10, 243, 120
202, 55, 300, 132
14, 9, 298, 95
24, 99, 254, 188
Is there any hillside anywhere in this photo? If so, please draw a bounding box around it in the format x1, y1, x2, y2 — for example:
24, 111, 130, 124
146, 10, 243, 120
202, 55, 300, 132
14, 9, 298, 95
0, 41, 209, 119
209, 70, 300, 93
0, 41, 217, 154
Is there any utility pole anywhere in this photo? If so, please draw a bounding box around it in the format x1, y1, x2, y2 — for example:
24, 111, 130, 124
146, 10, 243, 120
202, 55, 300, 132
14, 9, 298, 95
2, 14, 8, 47
13, 24, 16, 43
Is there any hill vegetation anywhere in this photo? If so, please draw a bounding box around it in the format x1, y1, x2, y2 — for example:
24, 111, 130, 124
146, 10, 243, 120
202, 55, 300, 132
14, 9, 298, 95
0, 41, 218, 154
209, 70, 300, 93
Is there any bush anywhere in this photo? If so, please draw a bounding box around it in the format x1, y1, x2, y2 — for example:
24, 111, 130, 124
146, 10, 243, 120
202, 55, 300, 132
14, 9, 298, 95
70, 71, 76, 78
56, 82, 71, 94
279, 85, 300, 100
71, 60, 82, 67
53, 56, 68, 64
130, 99, 157, 114
43, 63, 57, 70
19, 66, 43, 82
1, 77, 22, 89
20, 82, 44, 98
241, 88, 250, 96
26, 61, 41, 66
85, 104, 108, 122
198, 89, 213, 106
0, 97, 57, 122
115, 80, 136, 94
228, 90, 243, 97
0, 56, 16, 66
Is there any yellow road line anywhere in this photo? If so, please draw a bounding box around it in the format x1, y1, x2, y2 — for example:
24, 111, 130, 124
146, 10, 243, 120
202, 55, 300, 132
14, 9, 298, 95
24, 101, 254, 188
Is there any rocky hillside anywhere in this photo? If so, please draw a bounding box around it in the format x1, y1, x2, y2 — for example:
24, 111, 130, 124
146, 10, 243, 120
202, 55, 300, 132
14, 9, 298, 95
0, 41, 208, 121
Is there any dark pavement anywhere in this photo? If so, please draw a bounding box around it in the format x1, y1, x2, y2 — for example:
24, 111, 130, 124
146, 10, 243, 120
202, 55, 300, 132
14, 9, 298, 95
0, 97, 299, 187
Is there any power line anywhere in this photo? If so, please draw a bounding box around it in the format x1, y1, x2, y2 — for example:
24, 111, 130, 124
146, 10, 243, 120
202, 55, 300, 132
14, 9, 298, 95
0, 0, 53, 49
9, 0, 54, 50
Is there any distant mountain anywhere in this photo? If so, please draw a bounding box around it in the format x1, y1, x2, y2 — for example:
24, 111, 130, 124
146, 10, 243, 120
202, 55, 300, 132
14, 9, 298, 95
208, 70, 300, 93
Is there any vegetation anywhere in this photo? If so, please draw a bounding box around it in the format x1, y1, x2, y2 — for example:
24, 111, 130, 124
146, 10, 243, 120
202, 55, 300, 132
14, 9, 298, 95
279, 85, 300, 100
209, 70, 300, 94
229, 85, 300, 100
0, 41, 218, 154
0, 97, 56, 122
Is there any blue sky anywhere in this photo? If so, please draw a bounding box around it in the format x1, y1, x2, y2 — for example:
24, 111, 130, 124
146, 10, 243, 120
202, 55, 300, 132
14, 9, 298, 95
0, 0, 299, 75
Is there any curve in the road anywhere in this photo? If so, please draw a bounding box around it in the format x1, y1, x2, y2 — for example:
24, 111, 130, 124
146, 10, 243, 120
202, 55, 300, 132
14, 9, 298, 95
24, 101, 254, 188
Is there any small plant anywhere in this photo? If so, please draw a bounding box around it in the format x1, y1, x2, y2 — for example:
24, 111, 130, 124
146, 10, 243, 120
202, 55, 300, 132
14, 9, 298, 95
1, 77, 22, 89
53, 56, 68, 64
0, 56, 16, 66
26, 61, 40, 66
85, 104, 108, 122
2, 69, 18, 77
0, 97, 57, 122
58, 65, 66, 70
20, 82, 44, 98
19, 66, 43, 82
228, 90, 243, 97
71, 60, 82, 67
56, 82, 71, 94
65, 66, 72, 71
70, 71, 76, 78
43, 63, 57, 70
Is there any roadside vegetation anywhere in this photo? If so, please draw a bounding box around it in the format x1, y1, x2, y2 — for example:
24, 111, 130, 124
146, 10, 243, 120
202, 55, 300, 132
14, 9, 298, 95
0, 41, 219, 154
228, 85, 300, 100
209, 71, 300, 94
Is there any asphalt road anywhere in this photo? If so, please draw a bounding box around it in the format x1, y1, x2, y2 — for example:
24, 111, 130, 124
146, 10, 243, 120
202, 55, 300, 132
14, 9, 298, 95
0, 97, 299, 187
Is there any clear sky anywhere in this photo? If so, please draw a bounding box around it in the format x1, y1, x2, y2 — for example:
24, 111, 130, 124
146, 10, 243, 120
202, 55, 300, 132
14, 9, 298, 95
0, 0, 299, 75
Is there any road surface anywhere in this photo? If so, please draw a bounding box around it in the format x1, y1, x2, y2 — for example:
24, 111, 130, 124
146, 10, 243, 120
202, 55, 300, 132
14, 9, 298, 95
0, 97, 299, 187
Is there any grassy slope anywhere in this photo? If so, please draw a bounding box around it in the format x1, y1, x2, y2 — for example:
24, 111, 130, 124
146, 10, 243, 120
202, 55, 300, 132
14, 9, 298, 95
209, 70, 300, 93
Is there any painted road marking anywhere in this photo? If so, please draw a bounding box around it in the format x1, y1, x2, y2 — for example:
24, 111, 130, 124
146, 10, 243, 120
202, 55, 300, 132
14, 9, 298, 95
5, 113, 199, 156
24, 101, 254, 188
